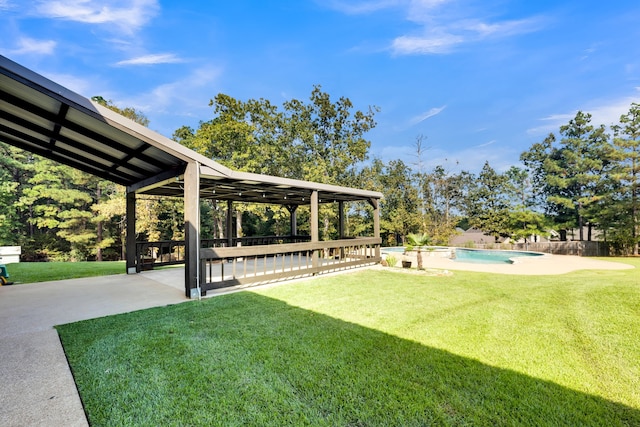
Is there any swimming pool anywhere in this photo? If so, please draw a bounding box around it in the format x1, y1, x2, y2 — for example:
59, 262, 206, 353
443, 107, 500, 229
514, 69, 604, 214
381, 246, 449, 253
381, 246, 453, 258
454, 248, 543, 264
381, 247, 544, 264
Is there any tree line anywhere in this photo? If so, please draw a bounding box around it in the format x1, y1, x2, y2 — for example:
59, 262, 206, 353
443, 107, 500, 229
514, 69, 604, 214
1, 88, 638, 260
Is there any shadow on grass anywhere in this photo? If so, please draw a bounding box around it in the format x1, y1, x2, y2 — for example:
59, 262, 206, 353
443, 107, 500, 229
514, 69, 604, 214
57, 292, 639, 426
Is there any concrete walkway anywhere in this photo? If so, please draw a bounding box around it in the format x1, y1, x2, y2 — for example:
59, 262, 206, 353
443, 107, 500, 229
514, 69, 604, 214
0, 269, 187, 427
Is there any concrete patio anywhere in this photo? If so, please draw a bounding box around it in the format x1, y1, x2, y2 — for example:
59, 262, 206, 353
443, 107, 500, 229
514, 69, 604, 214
0, 269, 187, 427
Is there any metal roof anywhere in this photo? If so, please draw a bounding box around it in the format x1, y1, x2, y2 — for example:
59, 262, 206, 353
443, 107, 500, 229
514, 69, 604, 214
0, 55, 382, 206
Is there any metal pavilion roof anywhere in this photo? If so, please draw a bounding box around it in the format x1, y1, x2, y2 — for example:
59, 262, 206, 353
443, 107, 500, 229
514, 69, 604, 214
0, 55, 382, 206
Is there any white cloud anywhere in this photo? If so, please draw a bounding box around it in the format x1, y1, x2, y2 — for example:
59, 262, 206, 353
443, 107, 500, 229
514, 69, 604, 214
9, 37, 57, 55
527, 96, 640, 136
35, 0, 159, 33
391, 16, 543, 55
526, 113, 579, 136
39, 72, 95, 95
392, 33, 463, 54
324, 0, 543, 55
387, 0, 545, 55
324, 0, 453, 16
476, 140, 496, 148
409, 105, 446, 125
0, 0, 10, 10
378, 142, 516, 173
116, 53, 185, 66
456, 18, 541, 37
118, 65, 223, 116
323, 0, 400, 15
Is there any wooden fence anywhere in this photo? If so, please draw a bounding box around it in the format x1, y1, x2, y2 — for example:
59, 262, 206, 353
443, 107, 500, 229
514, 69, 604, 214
135, 235, 311, 272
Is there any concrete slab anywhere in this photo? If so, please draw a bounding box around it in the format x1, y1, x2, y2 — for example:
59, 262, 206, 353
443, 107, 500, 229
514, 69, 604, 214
386, 253, 634, 275
0, 271, 187, 427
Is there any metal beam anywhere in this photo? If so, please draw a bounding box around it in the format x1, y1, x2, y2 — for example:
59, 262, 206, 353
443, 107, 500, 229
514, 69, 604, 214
127, 166, 186, 194
286, 204, 298, 236
0, 88, 167, 170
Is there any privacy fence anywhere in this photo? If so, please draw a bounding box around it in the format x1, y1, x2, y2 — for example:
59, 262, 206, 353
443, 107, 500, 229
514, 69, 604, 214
457, 241, 609, 257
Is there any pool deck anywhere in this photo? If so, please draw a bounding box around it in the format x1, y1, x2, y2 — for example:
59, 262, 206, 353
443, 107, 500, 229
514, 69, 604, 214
393, 252, 634, 275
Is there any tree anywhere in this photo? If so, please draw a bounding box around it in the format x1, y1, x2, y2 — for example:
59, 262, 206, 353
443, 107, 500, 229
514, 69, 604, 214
406, 232, 431, 270
91, 96, 150, 127
17, 158, 94, 260
464, 162, 511, 242
521, 111, 613, 241
286, 86, 378, 186
610, 103, 640, 254
176, 86, 379, 239
422, 165, 471, 245
0, 143, 31, 245
503, 166, 548, 243
372, 159, 421, 246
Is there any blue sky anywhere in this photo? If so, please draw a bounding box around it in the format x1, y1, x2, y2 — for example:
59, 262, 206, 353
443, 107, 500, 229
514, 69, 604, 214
2, 0, 640, 173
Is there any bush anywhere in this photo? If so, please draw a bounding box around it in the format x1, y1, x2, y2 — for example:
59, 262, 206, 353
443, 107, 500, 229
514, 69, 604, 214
385, 255, 397, 267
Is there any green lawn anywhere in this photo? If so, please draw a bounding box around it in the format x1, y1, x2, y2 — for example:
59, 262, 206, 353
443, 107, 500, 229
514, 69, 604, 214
56, 258, 640, 426
4, 261, 126, 284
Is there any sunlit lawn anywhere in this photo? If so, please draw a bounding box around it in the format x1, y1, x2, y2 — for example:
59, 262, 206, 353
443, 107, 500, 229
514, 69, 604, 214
57, 258, 640, 426
5, 261, 126, 284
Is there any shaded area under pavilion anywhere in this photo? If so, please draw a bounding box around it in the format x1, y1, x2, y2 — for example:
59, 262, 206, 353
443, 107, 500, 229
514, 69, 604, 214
0, 55, 383, 298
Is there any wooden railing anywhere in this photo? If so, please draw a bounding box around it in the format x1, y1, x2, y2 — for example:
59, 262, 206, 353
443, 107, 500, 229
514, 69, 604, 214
199, 237, 381, 293
135, 235, 311, 272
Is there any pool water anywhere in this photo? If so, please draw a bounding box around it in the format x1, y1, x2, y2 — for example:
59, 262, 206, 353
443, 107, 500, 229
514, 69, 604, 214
381, 246, 449, 253
454, 248, 543, 264
381, 247, 544, 264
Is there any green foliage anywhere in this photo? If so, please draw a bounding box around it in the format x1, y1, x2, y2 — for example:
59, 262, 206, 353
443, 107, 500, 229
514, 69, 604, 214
91, 96, 150, 127
7, 89, 640, 258
406, 232, 431, 248
406, 232, 431, 269
521, 111, 614, 241
419, 165, 470, 245
463, 162, 511, 242
175, 86, 379, 239
609, 102, 640, 254
366, 159, 421, 245
384, 254, 398, 267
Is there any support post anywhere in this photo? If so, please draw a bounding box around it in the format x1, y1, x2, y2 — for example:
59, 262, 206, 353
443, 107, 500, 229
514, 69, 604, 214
338, 201, 345, 239
311, 190, 319, 269
184, 162, 200, 298
126, 191, 137, 273
226, 200, 234, 247
286, 205, 298, 237
372, 198, 381, 259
